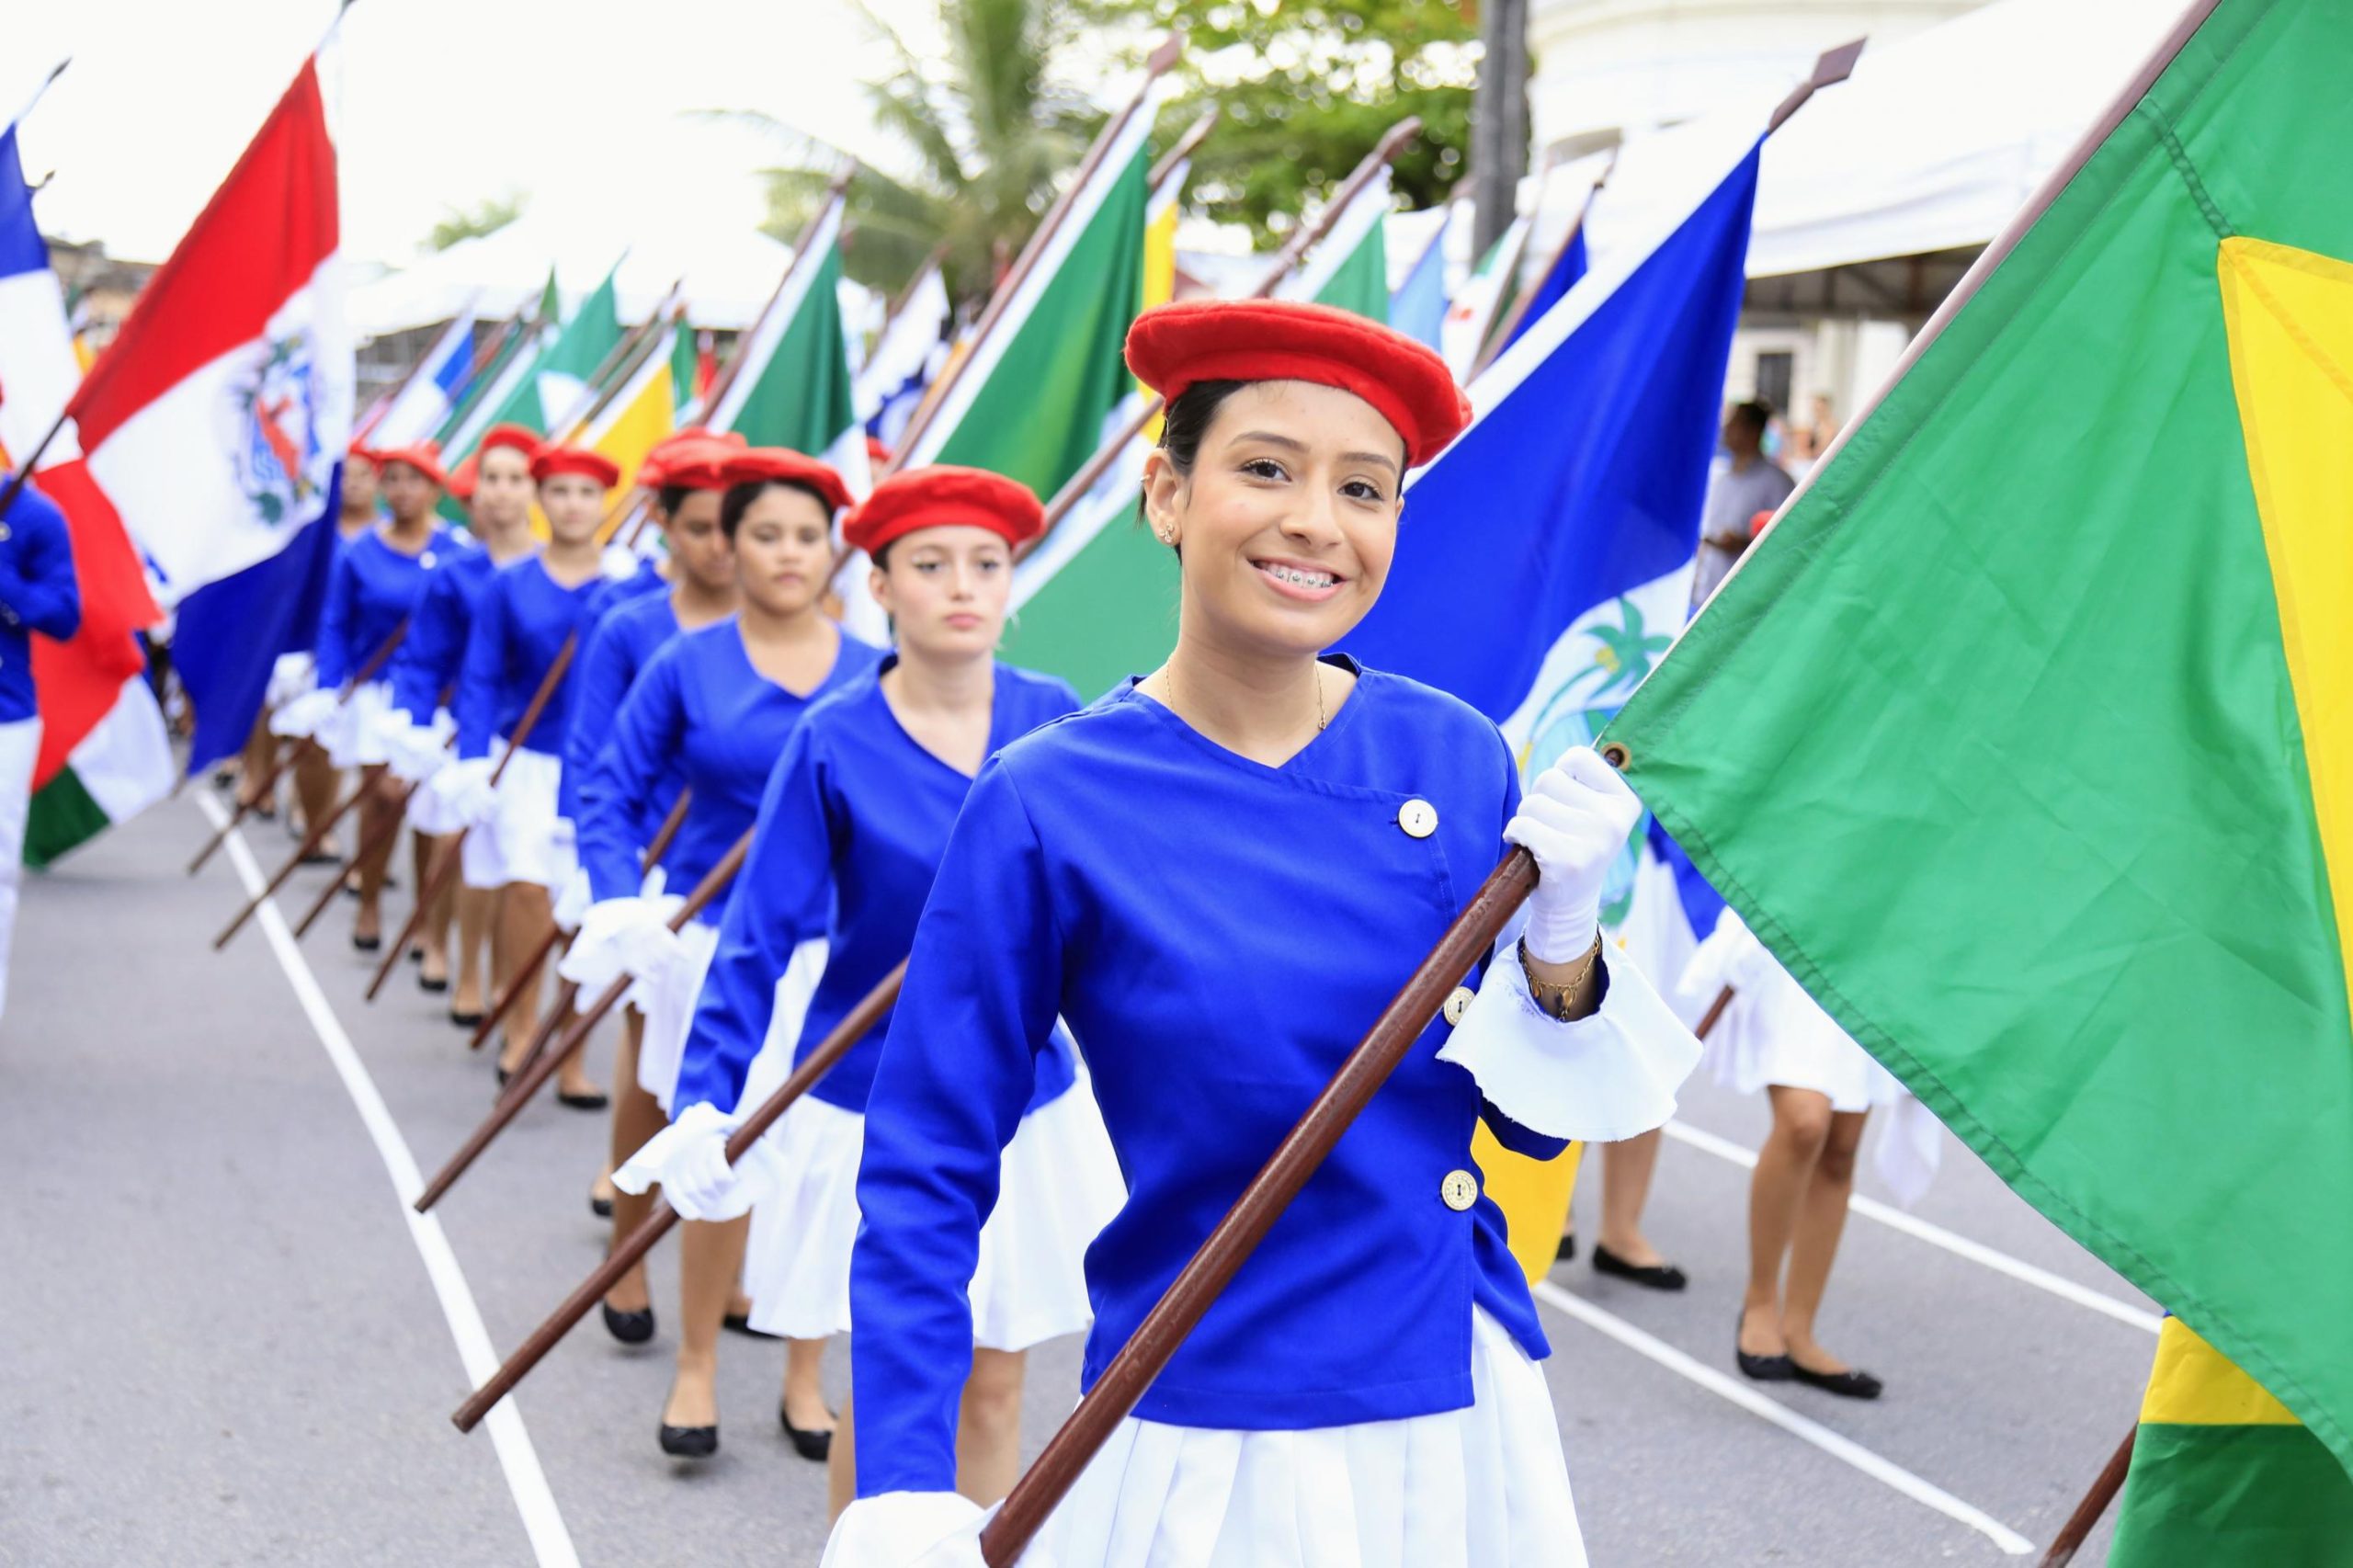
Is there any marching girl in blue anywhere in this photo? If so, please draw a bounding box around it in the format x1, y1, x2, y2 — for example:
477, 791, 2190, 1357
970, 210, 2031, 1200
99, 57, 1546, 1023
820, 301, 1704, 1566
618, 466, 1120, 1500
566, 444, 860, 1353
389, 425, 540, 1015
274, 441, 461, 956
0, 479, 78, 1024
431, 442, 625, 1105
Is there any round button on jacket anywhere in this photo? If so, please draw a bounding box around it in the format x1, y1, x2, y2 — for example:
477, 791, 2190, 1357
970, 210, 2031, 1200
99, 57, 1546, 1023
1399, 799, 1438, 838
1441, 985, 1474, 1026
1440, 1169, 1480, 1211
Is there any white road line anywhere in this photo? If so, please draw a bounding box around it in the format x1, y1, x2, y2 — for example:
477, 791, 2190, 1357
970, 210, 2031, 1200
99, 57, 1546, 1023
1533, 1280, 2037, 1557
199, 796, 580, 1568
1660, 1119, 2162, 1335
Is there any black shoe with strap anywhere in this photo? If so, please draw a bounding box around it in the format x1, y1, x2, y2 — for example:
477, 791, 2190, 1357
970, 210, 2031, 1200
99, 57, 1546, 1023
1592, 1242, 1688, 1292
780, 1404, 835, 1461
1792, 1361, 1883, 1400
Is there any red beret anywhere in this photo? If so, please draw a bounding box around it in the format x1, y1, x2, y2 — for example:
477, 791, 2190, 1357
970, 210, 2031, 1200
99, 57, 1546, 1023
651, 435, 749, 494
1124, 299, 1471, 467
445, 453, 480, 502
529, 444, 620, 488
719, 448, 854, 516
372, 441, 447, 488
844, 464, 1043, 556
478, 423, 540, 460
347, 441, 380, 466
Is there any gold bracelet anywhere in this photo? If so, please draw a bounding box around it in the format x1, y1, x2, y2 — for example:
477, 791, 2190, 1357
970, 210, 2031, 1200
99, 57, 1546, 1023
1520, 935, 1603, 1021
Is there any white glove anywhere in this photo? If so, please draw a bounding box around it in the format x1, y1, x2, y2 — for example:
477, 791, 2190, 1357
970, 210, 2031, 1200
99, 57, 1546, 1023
599, 542, 642, 582
420, 756, 499, 831
819, 1493, 990, 1567
1504, 745, 1644, 964
613, 1101, 756, 1221
558, 894, 688, 991
382, 717, 451, 784
268, 687, 339, 740
551, 868, 595, 934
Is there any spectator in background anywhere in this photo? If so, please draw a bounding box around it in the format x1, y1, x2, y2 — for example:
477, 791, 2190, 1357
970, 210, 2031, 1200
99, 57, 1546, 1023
1690, 400, 1795, 609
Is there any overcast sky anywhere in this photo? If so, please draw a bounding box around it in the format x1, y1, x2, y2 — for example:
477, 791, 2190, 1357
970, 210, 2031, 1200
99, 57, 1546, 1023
6, 0, 942, 266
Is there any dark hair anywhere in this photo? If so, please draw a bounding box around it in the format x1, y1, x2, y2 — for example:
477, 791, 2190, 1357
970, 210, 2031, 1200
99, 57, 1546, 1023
1142, 380, 1247, 555
657, 483, 696, 517
719, 478, 835, 540
1731, 399, 1774, 435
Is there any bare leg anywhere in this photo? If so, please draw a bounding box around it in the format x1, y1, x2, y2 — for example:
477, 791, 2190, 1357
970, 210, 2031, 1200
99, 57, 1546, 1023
1781, 1108, 1870, 1375
956, 1347, 1027, 1506
602, 1012, 665, 1314
829, 1392, 856, 1521
236, 718, 278, 811
352, 766, 397, 947
783, 1337, 835, 1432
663, 1213, 752, 1430
1597, 1128, 1668, 1266
416, 830, 455, 986
453, 885, 494, 1017
494, 885, 541, 1076
294, 741, 338, 848
1741, 1085, 1833, 1359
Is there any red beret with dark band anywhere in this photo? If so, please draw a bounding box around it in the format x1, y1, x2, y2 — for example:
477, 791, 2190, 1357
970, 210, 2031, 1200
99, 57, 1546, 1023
1124, 298, 1472, 467
719, 448, 855, 516
529, 444, 621, 488
844, 465, 1043, 556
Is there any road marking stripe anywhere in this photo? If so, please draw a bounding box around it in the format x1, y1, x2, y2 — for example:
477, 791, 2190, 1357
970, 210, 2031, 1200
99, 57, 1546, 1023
1533, 1280, 2036, 1557
1660, 1119, 2162, 1335
200, 796, 579, 1568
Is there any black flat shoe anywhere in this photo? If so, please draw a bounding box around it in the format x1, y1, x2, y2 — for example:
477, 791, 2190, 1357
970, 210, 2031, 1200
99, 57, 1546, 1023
1792, 1362, 1883, 1400
406, 944, 423, 964
659, 1420, 717, 1459
495, 1066, 511, 1088
1593, 1243, 1688, 1292
779, 1405, 835, 1461
352, 932, 382, 952
558, 1090, 609, 1112
601, 1301, 656, 1345
449, 1009, 484, 1028
419, 974, 449, 994
298, 850, 339, 867
1736, 1314, 1795, 1381
723, 1311, 776, 1338
1555, 1233, 1576, 1263
590, 1193, 614, 1219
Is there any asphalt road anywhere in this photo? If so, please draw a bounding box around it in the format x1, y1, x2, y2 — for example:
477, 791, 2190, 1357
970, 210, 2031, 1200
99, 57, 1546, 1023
0, 792, 2156, 1565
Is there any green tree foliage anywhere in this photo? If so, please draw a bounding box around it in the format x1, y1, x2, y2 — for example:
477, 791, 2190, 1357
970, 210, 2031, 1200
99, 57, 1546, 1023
1082, 0, 1481, 246
426, 191, 527, 252
727, 0, 1103, 310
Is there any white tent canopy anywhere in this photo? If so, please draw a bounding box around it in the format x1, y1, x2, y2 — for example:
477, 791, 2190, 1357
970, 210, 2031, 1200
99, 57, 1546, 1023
347, 193, 798, 337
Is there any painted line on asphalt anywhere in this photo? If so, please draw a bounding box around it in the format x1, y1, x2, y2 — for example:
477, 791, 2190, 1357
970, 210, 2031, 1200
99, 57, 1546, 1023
1534, 1279, 2036, 1556
200, 796, 579, 1568
1661, 1119, 2162, 1335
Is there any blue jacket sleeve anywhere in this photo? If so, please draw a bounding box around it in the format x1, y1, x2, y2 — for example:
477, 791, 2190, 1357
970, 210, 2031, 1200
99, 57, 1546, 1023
561, 609, 633, 823
575, 642, 684, 903
671, 721, 838, 1117
312, 545, 360, 689
453, 573, 507, 760
390, 570, 456, 722
0, 488, 80, 642
848, 760, 1062, 1497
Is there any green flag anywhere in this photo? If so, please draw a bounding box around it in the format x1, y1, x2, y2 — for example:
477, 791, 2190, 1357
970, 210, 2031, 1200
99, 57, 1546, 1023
470, 261, 622, 449
1608, 0, 2353, 1482
710, 196, 861, 472
1287, 166, 1392, 322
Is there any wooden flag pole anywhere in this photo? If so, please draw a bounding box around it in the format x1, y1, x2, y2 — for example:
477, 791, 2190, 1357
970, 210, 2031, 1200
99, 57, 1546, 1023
884, 30, 1186, 476
451, 958, 904, 1431
412, 831, 749, 1212
464, 788, 691, 1052
2039, 1426, 2137, 1566
558, 284, 686, 440
978, 847, 1540, 1562
362, 632, 577, 1001
193, 617, 411, 881
287, 736, 458, 941
1148, 107, 1220, 189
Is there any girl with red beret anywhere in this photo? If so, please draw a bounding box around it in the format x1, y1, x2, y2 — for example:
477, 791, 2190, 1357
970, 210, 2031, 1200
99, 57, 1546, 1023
616, 463, 1120, 1502
565, 448, 882, 1379
822, 301, 1703, 1565
429, 442, 630, 1104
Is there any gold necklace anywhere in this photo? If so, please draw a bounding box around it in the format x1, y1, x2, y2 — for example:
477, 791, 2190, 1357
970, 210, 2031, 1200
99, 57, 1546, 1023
1162, 661, 1326, 734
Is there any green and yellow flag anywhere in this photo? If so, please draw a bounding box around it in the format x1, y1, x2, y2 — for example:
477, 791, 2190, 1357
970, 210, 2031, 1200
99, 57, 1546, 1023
1607, 0, 2353, 1483
2110, 1318, 2353, 1564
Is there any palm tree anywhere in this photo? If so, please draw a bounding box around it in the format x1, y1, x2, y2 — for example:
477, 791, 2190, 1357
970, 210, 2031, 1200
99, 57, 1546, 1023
723, 0, 1103, 310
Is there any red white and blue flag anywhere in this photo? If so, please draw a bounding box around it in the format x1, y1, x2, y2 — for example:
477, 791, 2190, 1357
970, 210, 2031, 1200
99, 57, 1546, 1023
69, 56, 349, 775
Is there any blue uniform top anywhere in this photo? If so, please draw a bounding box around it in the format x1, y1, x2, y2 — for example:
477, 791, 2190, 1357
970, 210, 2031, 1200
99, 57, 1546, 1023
388, 548, 505, 722
558, 590, 684, 826
453, 558, 606, 761
0, 483, 81, 723
316, 528, 460, 690
577, 616, 881, 907
586, 554, 665, 626
848, 661, 1578, 1495
674, 656, 1079, 1121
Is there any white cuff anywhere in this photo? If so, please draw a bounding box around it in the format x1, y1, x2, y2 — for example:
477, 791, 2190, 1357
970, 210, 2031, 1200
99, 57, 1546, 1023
1678, 906, 1778, 1006
269, 687, 337, 740
1437, 942, 1702, 1144
382, 717, 452, 784
557, 895, 687, 990
819, 1493, 990, 1567
551, 868, 595, 934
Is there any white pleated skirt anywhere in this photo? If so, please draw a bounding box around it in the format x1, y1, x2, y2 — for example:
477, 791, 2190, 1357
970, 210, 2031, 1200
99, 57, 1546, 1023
743, 1072, 1121, 1351
460, 742, 574, 892
322, 679, 399, 770
635, 917, 722, 1113
1018, 1307, 1582, 1568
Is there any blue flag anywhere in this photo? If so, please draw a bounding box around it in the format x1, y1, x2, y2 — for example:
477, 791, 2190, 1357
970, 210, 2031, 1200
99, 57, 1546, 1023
1387, 213, 1450, 349
1497, 225, 1587, 359
1347, 138, 1761, 930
